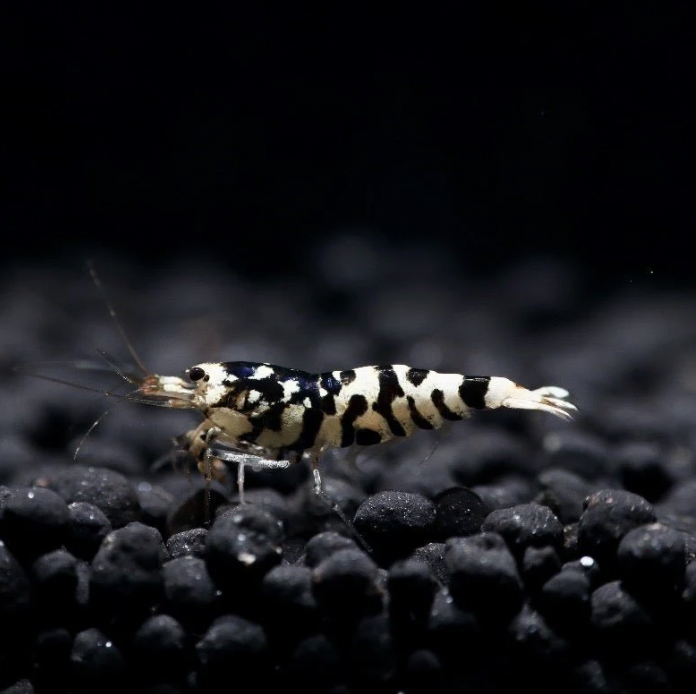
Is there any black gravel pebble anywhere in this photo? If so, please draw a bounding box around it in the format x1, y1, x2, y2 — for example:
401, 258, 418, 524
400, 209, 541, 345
195, 615, 268, 685
522, 545, 562, 593
578, 489, 657, 570
481, 503, 564, 558
230, 487, 294, 527
45, 466, 141, 528
204, 505, 283, 591
66, 501, 112, 560
563, 555, 602, 586
445, 532, 524, 623
616, 522, 686, 597
303, 530, 358, 568
136, 484, 175, 536
131, 614, 188, 679
0, 487, 70, 560
346, 614, 396, 687
508, 604, 569, 662
312, 548, 383, 620
90, 522, 168, 618
353, 490, 436, 564
162, 556, 218, 628
537, 565, 592, 633
432, 486, 490, 541
409, 542, 449, 584
165, 528, 208, 559
426, 589, 480, 658
260, 564, 318, 638
387, 559, 437, 641
30, 549, 79, 617
0, 540, 31, 627
70, 628, 128, 690
536, 467, 593, 524
590, 580, 655, 649
286, 633, 342, 689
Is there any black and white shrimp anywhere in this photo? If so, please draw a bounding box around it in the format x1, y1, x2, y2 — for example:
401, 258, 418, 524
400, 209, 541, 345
134, 361, 576, 502
32, 264, 575, 504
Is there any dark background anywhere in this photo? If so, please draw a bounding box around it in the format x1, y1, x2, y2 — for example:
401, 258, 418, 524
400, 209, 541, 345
2, 5, 693, 286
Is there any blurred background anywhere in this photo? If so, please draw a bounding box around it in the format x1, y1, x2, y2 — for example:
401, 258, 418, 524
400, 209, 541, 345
1, 4, 692, 287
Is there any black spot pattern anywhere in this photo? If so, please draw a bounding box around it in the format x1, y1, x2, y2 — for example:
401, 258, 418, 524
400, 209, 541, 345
254, 404, 287, 433
339, 369, 356, 385
372, 365, 407, 437
458, 376, 490, 410
318, 372, 341, 415
320, 394, 337, 415
219, 383, 250, 411
252, 379, 281, 402
407, 395, 434, 430
212, 363, 327, 449
406, 367, 430, 387
239, 418, 264, 445
214, 363, 320, 412
223, 362, 258, 379
289, 408, 325, 452
431, 389, 464, 421
319, 372, 342, 396
208, 362, 487, 454
340, 394, 369, 447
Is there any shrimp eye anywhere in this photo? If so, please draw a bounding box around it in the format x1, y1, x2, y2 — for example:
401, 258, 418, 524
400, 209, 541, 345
188, 366, 206, 382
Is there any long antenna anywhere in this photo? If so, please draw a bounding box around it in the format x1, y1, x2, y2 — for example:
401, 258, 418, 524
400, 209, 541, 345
20, 371, 183, 408
95, 347, 141, 387
87, 259, 149, 376
73, 401, 124, 459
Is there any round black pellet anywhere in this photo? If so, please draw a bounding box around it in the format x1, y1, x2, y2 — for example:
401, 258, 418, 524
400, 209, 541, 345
578, 490, 656, 569
66, 502, 112, 560
353, 491, 436, 564
445, 532, 523, 623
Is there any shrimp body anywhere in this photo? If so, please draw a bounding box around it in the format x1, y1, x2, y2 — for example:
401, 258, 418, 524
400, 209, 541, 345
45, 265, 576, 505
139, 361, 576, 497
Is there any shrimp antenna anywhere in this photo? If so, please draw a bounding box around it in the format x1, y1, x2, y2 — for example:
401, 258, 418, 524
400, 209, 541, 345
95, 347, 142, 387
87, 259, 149, 376
15, 359, 130, 374
73, 395, 133, 459
18, 371, 183, 408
